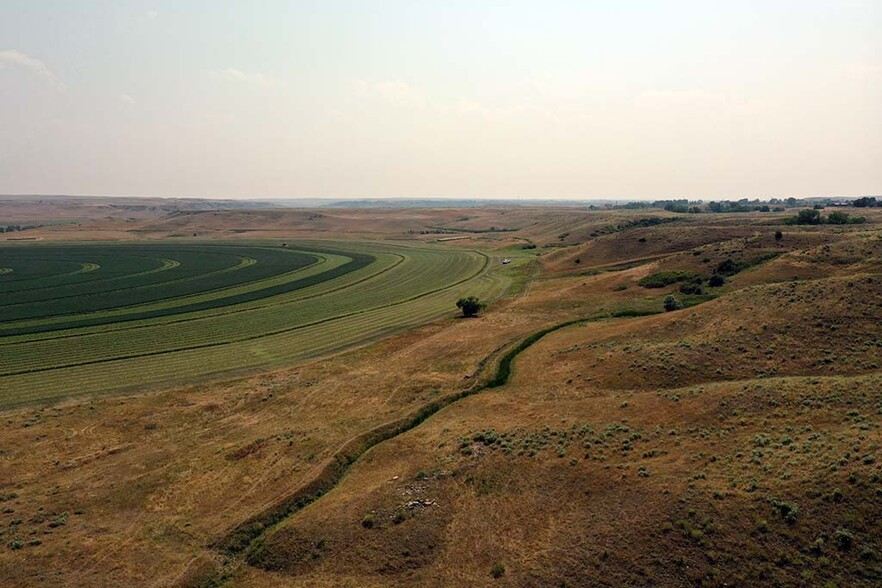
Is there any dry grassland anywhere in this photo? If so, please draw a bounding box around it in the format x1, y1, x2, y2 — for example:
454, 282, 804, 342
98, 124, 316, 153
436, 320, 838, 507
1, 205, 880, 587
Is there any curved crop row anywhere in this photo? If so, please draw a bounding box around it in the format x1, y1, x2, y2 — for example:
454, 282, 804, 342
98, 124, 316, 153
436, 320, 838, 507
0, 248, 480, 374
0, 250, 392, 346
0, 247, 372, 335
0, 246, 319, 321
0, 241, 516, 407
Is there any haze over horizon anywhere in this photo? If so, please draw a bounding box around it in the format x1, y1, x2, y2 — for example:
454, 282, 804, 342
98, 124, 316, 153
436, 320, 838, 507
2, 1, 880, 200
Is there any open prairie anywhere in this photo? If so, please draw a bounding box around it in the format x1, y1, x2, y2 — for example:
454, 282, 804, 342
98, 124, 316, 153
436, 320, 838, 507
0, 204, 881, 587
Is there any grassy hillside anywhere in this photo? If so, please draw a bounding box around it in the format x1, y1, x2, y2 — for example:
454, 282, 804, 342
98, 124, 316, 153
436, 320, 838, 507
229, 215, 882, 587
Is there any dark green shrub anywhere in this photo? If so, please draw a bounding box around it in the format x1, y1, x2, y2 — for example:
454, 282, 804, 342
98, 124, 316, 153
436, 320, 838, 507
491, 563, 506, 579
663, 295, 683, 311
827, 211, 851, 224
679, 282, 704, 295
708, 274, 725, 287
638, 270, 700, 288
716, 258, 739, 275
771, 499, 799, 524
456, 296, 486, 317
834, 528, 854, 551
796, 209, 822, 225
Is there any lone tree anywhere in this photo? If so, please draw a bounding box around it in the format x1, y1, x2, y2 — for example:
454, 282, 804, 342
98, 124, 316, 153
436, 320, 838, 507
774, 230, 783, 241
456, 296, 486, 317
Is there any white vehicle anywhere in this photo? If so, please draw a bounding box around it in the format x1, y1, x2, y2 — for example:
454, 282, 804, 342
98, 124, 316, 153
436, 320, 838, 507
502, 258, 512, 264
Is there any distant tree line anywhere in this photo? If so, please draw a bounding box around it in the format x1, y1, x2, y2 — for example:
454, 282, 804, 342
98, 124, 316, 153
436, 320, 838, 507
789, 209, 866, 225
853, 197, 879, 208
606, 196, 879, 214
405, 228, 454, 235
0, 224, 41, 233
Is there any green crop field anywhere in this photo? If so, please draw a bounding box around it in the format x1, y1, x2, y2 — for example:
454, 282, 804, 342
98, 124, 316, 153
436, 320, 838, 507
0, 240, 519, 408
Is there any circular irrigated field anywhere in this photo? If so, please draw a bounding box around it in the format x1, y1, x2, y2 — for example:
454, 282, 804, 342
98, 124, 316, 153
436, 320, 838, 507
0, 241, 514, 407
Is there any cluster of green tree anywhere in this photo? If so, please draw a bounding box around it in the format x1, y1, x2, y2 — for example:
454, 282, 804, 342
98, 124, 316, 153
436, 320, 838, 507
674, 272, 730, 296
672, 271, 732, 297
0, 224, 40, 233
425, 226, 518, 234
405, 228, 454, 234
853, 197, 879, 208
654, 199, 692, 213
590, 217, 681, 238
609, 196, 847, 213
638, 269, 728, 294
638, 270, 702, 288
623, 217, 679, 228
707, 200, 780, 213
679, 197, 804, 214
606, 200, 696, 212
609, 201, 652, 210
677, 276, 705, 295
715, 253, 780, 277
789, 209, 866, 225
642, 252, 781, 301
715, 258, 741, 275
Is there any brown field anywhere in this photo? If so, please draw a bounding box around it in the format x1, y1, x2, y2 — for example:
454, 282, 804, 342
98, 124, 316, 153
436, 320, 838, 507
1, 202, 881, 587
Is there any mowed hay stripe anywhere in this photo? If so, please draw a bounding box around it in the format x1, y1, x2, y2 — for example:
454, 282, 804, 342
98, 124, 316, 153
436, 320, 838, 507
0, 248, 479, 374
0, 246, 325, 331
0, 249, 482, 375
0, 249, 385, 345
0, 243, 507, 406
0, 276, 503, 406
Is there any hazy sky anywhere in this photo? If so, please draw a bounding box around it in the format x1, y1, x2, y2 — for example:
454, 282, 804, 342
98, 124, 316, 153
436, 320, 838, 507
1, 1, 879, 200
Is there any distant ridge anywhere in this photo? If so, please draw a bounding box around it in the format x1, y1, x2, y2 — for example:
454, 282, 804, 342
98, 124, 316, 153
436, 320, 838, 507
316, 198, 611, 208
0, 194, 282, 210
